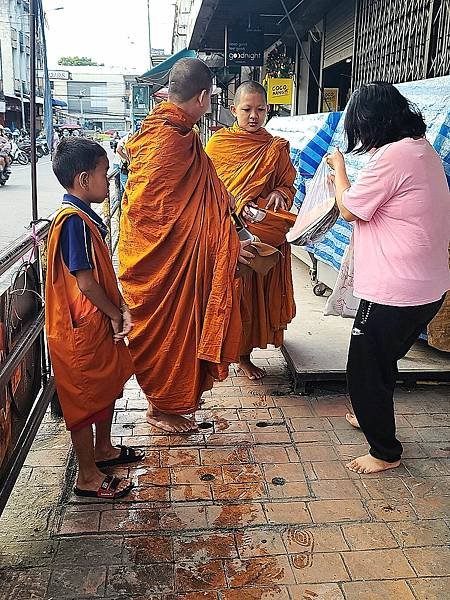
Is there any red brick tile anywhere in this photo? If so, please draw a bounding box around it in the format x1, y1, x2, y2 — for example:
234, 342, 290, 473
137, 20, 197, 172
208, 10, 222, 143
404, 458, 450, 477
159, 505, 208, 531
175, 560, 226, 591
237, 408, 275, 420
388, 519, 450, 547
240, 396, 276, 408
0, 568, 51, 599
312, 400, 351, 417
293, 430, 333, 443
226, 556, 296, 586
267, 481, 309, 499
214, 420, 250, 433
402, 475, 450, 497
342, 549, 416, 579
408, 577, 450, 599
291, 552, 349, 584
290, 417, 333, 432
404, 546, 450, 576
280, 405, 315, 418
222, 464, 264, 483
123, 535, 173, 564
207, 433, 254, 446
132, 466, 170, 486
264, 501, 312, 525
220, 587, 290, 600
342, 581, 415, 600
48, 567, 107, 597
311, 479, 361, 499
174, 532, 237, 562
213, 482, 267, 501
312, 461, 352, 480
100, 509, 159, 533
58, 509, 100, 534
366, 500, 418, 522
286, 447, 300, 462
283, 526, 348, 553
251, 446, 291, 464
128, 486, 169, 502
206, 503, 267, 528
298, 445, 338, 461
171, 484, 213, 502
134, 450, 160, 467
309, 499, 368, 523
200, 447, 251, 465
160, 449, 200, 467
287, 584, 344, 599
412, 496, 450, 518
354, 477, 412, 500
252, 432, 291, 444
263, 463, 306, 483
236, 529, 286, 558
107, 564, 173, 596
342, 523, 398, 550
171, 466, 223, 485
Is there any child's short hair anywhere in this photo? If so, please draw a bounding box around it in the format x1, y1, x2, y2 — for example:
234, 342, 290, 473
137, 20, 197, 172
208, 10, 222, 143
52, 137, 107, 188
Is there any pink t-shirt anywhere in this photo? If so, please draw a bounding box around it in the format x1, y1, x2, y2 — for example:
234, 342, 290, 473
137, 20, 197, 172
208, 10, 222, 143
343, 138, 450, 306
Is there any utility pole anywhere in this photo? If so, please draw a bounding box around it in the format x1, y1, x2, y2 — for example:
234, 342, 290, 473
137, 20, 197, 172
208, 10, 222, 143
147, 0, 153, 69
29, 0, 38, 222
79, 89, 86, 126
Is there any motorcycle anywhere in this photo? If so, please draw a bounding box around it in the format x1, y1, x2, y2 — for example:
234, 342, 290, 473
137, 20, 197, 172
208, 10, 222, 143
36, 135, 50, 156
10, 141, 30, 165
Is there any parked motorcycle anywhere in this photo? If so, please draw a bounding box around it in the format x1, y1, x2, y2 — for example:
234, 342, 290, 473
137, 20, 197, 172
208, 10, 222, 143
10, 141, 30, 165
36, 135, 50, 156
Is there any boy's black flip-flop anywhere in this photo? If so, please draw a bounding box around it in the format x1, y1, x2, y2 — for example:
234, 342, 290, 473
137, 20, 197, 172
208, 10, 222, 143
74, 475, 134, 499
96, 445, 145, 468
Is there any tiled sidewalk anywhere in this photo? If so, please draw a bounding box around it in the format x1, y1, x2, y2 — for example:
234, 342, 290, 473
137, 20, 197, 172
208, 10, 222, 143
0, 349, 449, 599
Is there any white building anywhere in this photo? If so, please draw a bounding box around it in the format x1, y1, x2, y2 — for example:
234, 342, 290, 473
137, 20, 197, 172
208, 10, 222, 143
51, 66, 140, 132
172, 0, 194, 53
0, 0, 45, 129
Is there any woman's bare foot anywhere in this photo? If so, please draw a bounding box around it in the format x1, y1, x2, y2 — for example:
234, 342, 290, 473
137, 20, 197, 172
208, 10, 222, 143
346, 453, 401, 474
146, 407, 199, 434
345, 413, 360, 428
238, 355, 266, 380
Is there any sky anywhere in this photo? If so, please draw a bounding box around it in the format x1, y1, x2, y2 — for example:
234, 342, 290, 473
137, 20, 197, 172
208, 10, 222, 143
42, 0, 175, 72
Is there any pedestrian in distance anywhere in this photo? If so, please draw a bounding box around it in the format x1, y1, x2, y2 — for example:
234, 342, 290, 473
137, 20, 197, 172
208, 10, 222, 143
206, 81, 297, 380
119, 57, 254, 434
326, 81, 450, 474
46, 137, 144, 499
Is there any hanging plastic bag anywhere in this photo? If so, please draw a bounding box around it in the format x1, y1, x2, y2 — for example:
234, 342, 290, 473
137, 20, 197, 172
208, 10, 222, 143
287, 158, 339, 246
324, 233, 360, 318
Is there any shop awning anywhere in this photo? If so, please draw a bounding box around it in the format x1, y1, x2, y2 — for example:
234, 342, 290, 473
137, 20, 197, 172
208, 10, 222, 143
140, 49, 197, 84
52, 98, 67, 108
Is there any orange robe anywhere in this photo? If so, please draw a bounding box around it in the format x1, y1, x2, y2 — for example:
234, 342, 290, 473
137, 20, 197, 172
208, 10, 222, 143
206, 123, 297, 354
45, 207, 134, 431
118, 102, 241, 415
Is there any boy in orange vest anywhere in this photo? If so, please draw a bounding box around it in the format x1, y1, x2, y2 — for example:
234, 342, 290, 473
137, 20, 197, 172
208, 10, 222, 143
46, 137, 143, 499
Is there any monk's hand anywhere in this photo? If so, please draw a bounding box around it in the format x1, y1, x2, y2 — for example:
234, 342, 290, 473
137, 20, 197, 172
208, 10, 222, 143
238, 239, 255, 265
242, 202, 260, 223
264, 191, 287, 212
111, 313, 125, 344
121, 305, 134, 336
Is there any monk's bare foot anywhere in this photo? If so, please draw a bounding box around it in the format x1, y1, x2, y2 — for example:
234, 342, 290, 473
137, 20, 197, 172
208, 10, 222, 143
345, 413, 360, 428
238, 355, 266, 380
146, 407, 199, 434
346, 453, 401, 474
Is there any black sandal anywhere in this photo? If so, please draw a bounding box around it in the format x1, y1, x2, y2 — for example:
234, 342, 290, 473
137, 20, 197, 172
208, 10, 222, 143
74, 475, 134, 499
96, 445, 145, 468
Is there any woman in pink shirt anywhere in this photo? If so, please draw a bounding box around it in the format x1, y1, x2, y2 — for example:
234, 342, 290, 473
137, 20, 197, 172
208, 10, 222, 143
327, 82, 449, 475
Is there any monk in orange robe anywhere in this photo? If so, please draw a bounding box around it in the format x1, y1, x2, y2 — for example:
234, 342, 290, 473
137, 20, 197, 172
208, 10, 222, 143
46, 138, 140, 499
206, 81, 297, 379
119, 58, 252, 433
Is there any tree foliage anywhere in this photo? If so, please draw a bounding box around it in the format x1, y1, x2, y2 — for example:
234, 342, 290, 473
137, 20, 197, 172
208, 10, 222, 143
58, 56, 104, 66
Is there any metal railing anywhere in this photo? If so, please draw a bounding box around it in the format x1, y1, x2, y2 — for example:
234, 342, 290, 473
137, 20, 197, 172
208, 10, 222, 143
0, 168, 121, 515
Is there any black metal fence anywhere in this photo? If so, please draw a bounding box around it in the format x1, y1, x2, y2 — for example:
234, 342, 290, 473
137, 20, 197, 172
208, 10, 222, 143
0, 168, 121, 515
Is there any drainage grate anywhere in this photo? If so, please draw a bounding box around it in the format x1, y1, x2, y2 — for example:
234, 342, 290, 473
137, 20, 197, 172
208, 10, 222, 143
200, 473, 215, 482
271, 477, 286, 486
198, 422, 213, 430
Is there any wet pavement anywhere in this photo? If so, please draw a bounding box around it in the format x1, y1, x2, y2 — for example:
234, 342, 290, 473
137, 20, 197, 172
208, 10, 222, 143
0, 348, 449, 599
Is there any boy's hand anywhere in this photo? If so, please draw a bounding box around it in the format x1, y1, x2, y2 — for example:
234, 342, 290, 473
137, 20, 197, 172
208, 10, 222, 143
121, 306, 134, 336
264, 191, 287, 212
111, 314, 124, 343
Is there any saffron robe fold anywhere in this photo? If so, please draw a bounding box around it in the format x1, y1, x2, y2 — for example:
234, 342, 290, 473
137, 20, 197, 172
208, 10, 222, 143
118, 102, 241, 415
206, 123, 297, 354
45, 207, 134, 430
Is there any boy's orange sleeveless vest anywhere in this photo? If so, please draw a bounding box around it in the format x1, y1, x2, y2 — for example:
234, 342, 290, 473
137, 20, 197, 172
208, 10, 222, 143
45, 207, 134, 430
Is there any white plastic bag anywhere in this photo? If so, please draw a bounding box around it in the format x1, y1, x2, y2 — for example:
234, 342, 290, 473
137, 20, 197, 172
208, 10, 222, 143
287, 158, 339, 246
324, 234, 360, 318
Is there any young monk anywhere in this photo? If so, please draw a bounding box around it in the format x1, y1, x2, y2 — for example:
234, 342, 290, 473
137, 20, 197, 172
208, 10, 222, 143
47, 138, 143, 499
206, 81, 297, 379
118, 58, 253, 433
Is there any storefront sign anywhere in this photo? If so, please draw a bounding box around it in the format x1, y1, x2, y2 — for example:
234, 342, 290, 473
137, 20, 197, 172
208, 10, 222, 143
38, 70, 71, 81
132, 85, 150, 115
225, 27, 264, 67
322, 88, 339, 112
267, 78, 293, 105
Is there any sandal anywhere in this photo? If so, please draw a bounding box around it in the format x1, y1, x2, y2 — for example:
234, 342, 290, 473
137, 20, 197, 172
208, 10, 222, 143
74, 475, 133, 499
95, 445, 145, 468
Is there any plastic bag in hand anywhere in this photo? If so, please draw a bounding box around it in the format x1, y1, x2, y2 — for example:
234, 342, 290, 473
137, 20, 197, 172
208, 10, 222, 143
287, 158, 339, 246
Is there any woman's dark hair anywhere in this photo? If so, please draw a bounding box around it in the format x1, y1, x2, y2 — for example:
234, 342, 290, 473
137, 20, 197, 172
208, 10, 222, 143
52, 137, 107, 188
344, 82, 427, 154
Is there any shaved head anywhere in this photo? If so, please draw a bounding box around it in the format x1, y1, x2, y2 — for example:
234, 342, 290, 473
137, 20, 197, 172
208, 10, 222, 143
234, 80, 267, 105
168, 58, 213, 103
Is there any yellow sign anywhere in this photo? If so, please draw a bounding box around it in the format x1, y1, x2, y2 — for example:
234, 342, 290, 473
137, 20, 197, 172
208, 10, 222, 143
267, 78, 293, 105
322, 88, 339, 112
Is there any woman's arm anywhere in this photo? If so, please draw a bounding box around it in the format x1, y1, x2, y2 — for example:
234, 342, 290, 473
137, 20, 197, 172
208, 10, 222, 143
326, 149, 358, 222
